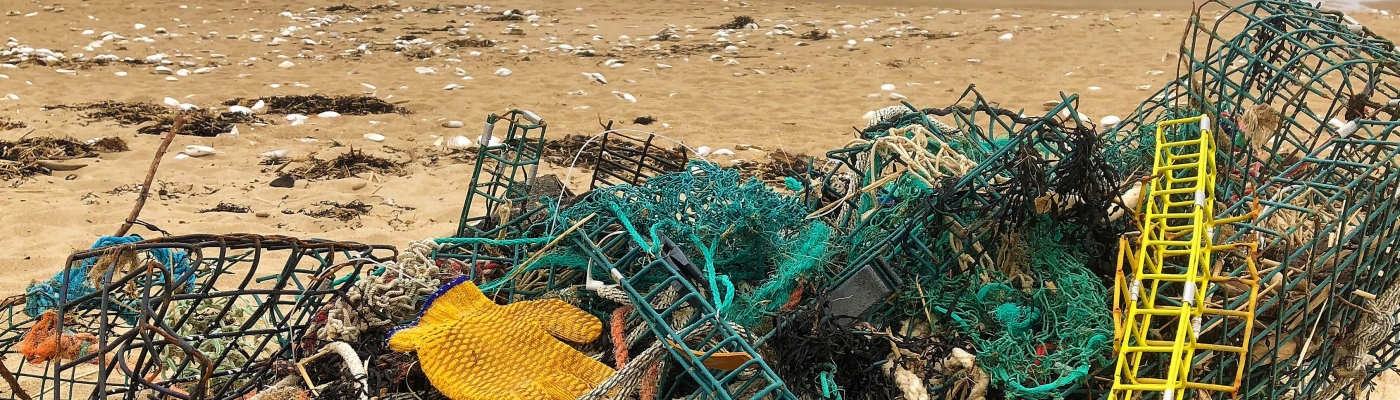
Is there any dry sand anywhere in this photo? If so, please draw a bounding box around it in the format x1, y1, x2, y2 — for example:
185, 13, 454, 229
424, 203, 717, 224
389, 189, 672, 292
2, 0, 1400, 395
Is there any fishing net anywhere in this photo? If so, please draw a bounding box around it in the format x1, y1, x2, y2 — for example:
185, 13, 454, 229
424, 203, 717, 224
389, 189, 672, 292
1101, 1, 1400, 399
801, 86, 1123, 399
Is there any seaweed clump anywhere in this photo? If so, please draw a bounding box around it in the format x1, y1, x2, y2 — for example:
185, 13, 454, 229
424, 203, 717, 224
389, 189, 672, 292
291, 149, 408, 180
222, 95, 409, 116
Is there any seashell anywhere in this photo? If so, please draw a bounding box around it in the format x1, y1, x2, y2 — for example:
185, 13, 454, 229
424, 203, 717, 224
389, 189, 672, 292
442, 120, 465, 128
183, 145, 214, 157
1101, 115, 1122, 128
364, 133, 386, 142
998, 33, 1013, 41
415, 66, 436, 74
611, 91, 637, 103
696, 146, 712, 156
164, 97, 180, 107
317, 111, 340, 118
494, 68, 512, 76
445, 135, 472, 149
261, 149, 289, 158
278, 60, 294, 68
880, 83, 896, 91
711, 148, 735, 156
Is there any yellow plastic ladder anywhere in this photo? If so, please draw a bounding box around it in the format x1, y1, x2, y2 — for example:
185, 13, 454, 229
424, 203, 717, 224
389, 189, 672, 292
1109, 115, 1260, 400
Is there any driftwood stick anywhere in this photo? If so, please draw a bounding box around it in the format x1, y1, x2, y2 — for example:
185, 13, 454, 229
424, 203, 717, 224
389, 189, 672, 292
115, 116, 185, 237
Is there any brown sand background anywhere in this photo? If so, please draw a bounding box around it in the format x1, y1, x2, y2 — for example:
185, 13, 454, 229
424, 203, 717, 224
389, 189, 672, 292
2, 0, 1399, 395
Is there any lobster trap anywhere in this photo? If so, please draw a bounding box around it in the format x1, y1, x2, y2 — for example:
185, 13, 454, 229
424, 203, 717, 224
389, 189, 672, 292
0, 234, 396, 400
803, 86, 1124, 399
456, 109, 549, 239
1102, 1, 1400, 399
587, 130, 689, 191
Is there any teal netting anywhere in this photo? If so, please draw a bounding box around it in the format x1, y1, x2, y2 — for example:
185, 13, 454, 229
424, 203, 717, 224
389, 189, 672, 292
24, 235, 192, 320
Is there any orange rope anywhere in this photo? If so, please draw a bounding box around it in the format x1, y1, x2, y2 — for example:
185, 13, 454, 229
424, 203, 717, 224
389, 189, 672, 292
611, 305, 633, 368
640, 362, 661, 400
781, 282, 806, 311
17, 310, 98, 365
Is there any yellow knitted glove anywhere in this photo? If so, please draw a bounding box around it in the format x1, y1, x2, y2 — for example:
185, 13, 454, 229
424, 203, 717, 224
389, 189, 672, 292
387, 279, 614, 400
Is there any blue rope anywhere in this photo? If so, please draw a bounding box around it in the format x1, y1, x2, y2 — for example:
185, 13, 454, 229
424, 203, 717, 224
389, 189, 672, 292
25, 235, 193, 318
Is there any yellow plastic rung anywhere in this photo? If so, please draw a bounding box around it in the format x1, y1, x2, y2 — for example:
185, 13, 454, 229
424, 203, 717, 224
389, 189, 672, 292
1109, 114, 1260, 400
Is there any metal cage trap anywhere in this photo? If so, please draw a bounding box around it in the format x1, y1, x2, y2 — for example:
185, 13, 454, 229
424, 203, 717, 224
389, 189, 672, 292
1103, 1, 1400, 399
0, 234, 396, 400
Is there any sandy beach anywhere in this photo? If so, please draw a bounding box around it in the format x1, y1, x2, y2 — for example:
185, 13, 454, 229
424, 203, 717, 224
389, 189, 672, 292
3, 0, 1400, 396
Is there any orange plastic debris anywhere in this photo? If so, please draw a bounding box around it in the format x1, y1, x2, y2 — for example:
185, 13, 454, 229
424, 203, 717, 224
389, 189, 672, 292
16, 310, 98, 365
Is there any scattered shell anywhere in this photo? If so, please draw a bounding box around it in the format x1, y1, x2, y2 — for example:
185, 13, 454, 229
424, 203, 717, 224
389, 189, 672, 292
445, 135, 473, 149
415, 66, 437, 74
115, 71, 128, 76
163, 97, 180, 107
286, 114, 310, 121
251, 100, 266, 112
998, 33, 1013, 41
442, 120, 465, 128
364, 133, 386, 142
880, 83, 896, 91
317, 111, 341, 118
696, 146, 712, 157
443, 83, 460, 90
183, 145, 214, 157
261, 149, 290, 158
278, 61, 295, 68
656, 63, 673, 69
1136, 84, 1153, 91
1100, 115, 1122, 128
711, 148, 735, 156
889, 93, 907, 100
494, 68, 512, 76
155, 66, 174, 74
361, 83, 377, 90
611, 91, 637, 103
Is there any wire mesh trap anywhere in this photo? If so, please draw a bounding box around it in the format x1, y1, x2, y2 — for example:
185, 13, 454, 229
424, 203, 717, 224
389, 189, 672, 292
0, 234, 396, 400
1102, 1, 1400, 399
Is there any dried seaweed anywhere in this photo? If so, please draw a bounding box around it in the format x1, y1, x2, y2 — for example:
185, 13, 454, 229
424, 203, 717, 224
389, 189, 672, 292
484, 10, 525, 21
799, 30, 831, 40
44, 101, 169, 126
540, 134, 682, 171
757, 149, 812, 180
291, 149, 407, 180
324, 4, 361, 12
0, 136, 128, 181
0, 118, 26, 130
711, 16, 756, 30
443, 38, 497, 48
199, 202, 252, 214
90, 137, 130, 152
138, 109, 267, 137
222, 95, 409, 116
640, 43, 725, 56
300, 200, 373, 221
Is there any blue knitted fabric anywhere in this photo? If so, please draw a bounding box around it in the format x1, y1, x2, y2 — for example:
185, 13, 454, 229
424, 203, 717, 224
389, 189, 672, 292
24, 235, 194, 318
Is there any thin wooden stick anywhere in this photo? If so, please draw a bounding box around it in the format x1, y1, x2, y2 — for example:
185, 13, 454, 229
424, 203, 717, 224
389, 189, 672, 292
115, 116, 185, 237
